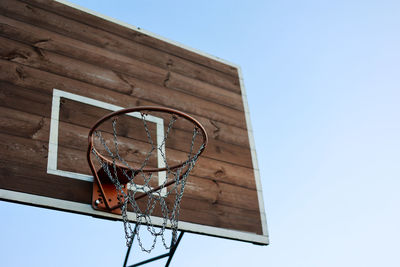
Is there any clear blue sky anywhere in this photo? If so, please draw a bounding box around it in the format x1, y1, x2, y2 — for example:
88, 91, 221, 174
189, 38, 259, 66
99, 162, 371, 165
1, 0, 400, 266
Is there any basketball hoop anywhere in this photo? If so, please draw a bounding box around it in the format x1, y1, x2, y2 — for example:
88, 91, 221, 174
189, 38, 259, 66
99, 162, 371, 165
87, 106, 208, 252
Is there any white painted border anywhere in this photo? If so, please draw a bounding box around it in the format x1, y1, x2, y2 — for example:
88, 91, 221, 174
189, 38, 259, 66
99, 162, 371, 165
11, 0, 269, 245
47, 88, 167, 194
237, 67, 270, 243
0, 189, 269, 244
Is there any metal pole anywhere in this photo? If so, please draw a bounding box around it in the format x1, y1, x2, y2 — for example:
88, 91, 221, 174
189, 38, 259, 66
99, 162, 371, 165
128, 252, 170, 267
123, 224, 138, 267
165, 231, 184, 267
124, 230, 185, 267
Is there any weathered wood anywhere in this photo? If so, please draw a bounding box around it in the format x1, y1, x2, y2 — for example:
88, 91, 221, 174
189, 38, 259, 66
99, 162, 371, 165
57, 99, 252, 168
0, 121, 258, 211
0, 37, 247, 130
177, 196, 263, 234
0, 15, 244, 112
1, 0, 241, 93
0, 159, 262, 233
0, 0, 265, 238
0, 160, 92, 204
0, 81, 253, 168
58, 145, 259, 211
0, 106, 256, 189
105, 73, 246, 130
22, 0, 240, 78
0, 133, 48, 169
0, 66, 255, 188
166, 71, 243, 110
0, 62, 251, 147
0, 15, 167, 86
0, 82, 52, 115
0, 132, 259, 211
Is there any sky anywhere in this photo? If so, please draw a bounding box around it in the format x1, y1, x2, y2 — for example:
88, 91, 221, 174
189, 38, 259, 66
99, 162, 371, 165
1, 0, 400, 266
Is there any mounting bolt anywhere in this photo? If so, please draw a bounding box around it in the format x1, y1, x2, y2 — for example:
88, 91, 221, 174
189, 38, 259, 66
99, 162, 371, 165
95, 199, 101, 206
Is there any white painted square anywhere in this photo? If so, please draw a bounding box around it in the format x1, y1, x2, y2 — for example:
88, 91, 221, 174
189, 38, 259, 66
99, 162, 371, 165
46, 88, 167, 195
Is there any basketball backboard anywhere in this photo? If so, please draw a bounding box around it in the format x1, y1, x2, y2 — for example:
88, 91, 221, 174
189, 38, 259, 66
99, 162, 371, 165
0, 0, 268, 245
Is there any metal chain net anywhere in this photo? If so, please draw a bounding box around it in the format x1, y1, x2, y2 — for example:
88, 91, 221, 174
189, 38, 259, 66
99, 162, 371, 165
92, 113, 204, 252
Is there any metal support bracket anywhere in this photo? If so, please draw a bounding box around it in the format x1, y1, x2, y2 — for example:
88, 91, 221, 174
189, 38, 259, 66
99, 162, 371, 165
91, 167, 128, 213
123, 230, 185, 267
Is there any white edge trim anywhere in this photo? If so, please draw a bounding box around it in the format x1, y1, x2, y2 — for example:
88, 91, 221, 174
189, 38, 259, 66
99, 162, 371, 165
156, 120, 167, 196
47, 93, 60, 172
237, 67, 269, 244
54, 0, 240, 69
0, 189, 269, 245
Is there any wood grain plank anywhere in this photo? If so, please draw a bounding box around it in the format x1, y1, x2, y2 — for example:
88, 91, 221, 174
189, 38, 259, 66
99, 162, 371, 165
0, 15, 244, 111
0, 160, 262, 233
56, 144, 259, 211
0, 0, 264, 236
1, 0, 241, 93
57, 99, 252, 168
0, 61, 251, 147
0, 160, 92, 204
0, 106, 261, 232
23, 0, 240, 78
0, 106, 256, 189
0, 36, 247, 129
0, 81, 253, 169
0, 132, 260, 212
166, 71, 243, 111
0, 15, 167, 86
177, 196, 263, 234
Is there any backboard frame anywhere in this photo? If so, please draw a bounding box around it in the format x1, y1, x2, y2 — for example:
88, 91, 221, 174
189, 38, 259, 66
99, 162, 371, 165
0, 0, 269, 245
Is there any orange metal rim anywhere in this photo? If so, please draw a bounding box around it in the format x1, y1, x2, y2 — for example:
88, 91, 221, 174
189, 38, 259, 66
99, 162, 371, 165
87, 106, 208, 173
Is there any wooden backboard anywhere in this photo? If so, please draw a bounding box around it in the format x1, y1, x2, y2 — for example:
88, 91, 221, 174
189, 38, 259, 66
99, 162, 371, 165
0, 0, 268, 245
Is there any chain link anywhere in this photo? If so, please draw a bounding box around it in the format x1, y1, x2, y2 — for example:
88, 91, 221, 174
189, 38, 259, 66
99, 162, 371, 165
93, 112, 203, 252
